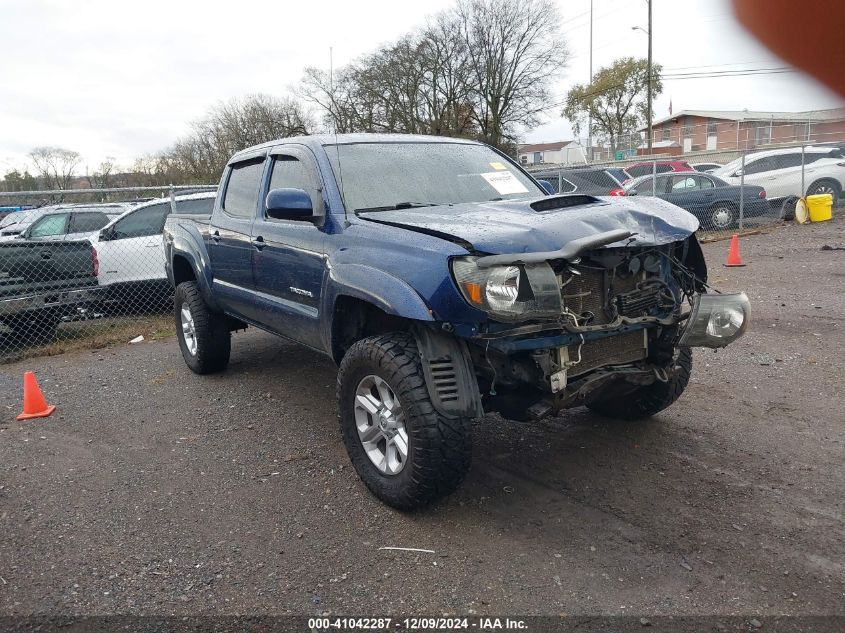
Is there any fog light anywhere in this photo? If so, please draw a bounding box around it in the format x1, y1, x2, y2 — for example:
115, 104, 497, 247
678, 293, 750, 348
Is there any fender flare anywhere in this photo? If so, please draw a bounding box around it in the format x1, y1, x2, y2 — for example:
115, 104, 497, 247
324, 264, 435, 322
168, 229, 220, 311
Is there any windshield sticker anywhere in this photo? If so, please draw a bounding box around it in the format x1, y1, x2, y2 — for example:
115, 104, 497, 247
489, 161, 507, 171
481, 171, 529, 195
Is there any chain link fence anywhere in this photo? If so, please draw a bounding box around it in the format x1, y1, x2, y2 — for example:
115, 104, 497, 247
3, 131, 844, 361
0, 185, 216, 362
525, 139, 845, 242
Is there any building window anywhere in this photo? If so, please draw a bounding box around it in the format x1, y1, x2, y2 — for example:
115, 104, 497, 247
755, 125, 771, 146
520, 155, 528, 165
794, 122, 811, 142
683, 117, 694, 140
707, 119, 718, 137
662, 127, 670, 141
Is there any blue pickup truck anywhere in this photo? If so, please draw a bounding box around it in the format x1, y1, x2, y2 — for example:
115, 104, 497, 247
163, 133, 750, 510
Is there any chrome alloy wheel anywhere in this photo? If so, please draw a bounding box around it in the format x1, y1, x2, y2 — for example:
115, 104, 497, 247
180, 302, 198, 356
354, 375, 408, 475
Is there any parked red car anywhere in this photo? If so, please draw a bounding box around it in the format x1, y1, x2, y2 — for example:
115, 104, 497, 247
625, 160, 694, 180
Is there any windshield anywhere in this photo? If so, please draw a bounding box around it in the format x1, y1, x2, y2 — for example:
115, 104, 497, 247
0, 209, 38, 228
325, 142, 543, 213
716, 158, 743, 174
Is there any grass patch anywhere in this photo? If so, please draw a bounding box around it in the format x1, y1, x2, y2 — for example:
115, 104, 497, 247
1, 313, 175, 365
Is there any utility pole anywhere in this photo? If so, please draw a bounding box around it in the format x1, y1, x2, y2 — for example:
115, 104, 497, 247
646, 0, 653, 154
587, 0, 593, 161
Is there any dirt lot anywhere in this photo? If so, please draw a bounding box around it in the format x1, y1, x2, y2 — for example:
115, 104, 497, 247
1, 217, 843, 619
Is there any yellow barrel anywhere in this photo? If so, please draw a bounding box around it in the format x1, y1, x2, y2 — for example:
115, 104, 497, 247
806, 193, 833, 222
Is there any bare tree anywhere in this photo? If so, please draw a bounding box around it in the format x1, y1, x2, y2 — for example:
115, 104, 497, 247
85, 157, 116, 189
29, 146, 81, 190
455, 0, 568, 148
300, 0, 566, 150
160, 94, 314, 182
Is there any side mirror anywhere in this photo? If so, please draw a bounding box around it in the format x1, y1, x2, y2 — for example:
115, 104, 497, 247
536, 179, 556, 195
626, 189, 638, 196
733, 169, 743, 177
99, 227, 112, 241
265, 187, 313, 220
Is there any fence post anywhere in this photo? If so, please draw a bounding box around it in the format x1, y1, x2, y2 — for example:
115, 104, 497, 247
738, 152, 745, 230
169, 184, 176, 214
558, 168, 562, 195
651, 160, 657, 196
800, 144, 806, 198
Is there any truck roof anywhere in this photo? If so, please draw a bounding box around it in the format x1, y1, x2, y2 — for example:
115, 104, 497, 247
229, 133, 483, 163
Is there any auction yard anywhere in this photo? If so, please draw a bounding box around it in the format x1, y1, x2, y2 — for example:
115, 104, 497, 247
1, 216, 843, 617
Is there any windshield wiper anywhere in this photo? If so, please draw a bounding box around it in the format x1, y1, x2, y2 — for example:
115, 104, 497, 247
355, 202, 438, 213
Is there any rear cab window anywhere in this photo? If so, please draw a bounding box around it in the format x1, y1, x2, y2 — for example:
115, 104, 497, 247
175, 197, 215, 215
223, 159, 265, 218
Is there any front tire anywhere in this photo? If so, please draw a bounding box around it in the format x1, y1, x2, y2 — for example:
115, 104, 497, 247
587, 348, 692, 420
337, 332, 472, 510
174, 281, 230, 374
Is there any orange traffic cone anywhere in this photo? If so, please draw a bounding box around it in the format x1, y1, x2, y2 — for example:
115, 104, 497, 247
724, 234, 746, 267
16, 371, 56, 420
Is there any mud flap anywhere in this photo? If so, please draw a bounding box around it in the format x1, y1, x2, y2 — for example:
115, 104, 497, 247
412, 325, 484, 419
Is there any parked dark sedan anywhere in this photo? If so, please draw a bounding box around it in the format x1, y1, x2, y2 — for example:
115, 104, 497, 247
530, 166, 628, 196
623, 171, 769, 231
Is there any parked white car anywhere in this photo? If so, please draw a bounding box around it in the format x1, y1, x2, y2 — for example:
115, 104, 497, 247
713, 146, 845, 203
90, 193, 215, 307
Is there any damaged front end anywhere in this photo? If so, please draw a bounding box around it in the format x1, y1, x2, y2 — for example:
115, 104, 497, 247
449, 235, 749, 419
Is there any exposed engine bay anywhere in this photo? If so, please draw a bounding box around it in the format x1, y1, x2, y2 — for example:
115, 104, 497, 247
460, 237, 730, 418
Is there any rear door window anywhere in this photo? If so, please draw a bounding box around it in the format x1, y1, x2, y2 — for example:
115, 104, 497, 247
223, 159, 265, 218
70, 212, 109, 232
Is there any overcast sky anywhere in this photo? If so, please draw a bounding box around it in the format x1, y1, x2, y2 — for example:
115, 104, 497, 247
1, 0, 842, 174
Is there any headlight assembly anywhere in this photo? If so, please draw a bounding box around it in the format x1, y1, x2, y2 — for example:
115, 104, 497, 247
678, 292, 750, 348
451, 257, 561, 321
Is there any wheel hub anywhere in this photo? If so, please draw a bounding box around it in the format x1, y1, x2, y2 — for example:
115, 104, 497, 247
180, 303, 197, 356
354, 375, 408, 475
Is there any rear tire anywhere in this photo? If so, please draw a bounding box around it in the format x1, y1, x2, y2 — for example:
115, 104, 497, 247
806, 178, 840, 205
708, 203, 736, 230
174, 281, 230, 374
587, 348, 692, 420
337, 332, 472, 510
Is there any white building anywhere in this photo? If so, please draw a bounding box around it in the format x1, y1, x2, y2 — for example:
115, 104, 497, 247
517, 140, 590, 166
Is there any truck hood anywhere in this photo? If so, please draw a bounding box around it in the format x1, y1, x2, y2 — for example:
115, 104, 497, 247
358, 195, 699, 254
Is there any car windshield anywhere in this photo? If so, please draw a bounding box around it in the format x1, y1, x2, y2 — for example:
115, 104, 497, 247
0, 209, 38, 228
715, 158, 743, 174
325, 142, 543, 213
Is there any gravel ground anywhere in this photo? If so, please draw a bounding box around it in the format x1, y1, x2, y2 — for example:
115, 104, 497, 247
1, 216, 843, 618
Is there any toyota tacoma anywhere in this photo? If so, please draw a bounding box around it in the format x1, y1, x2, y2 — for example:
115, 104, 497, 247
163, 134, 749, 510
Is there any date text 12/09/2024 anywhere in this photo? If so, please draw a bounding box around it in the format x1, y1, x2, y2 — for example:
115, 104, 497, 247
307, 617, 528, 630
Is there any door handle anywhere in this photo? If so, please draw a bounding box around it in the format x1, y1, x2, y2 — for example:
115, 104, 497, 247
251, 236, 266, 250
211, 230, 221, 242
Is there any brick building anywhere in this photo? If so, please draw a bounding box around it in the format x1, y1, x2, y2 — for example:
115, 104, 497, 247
639, 107, 845, 154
